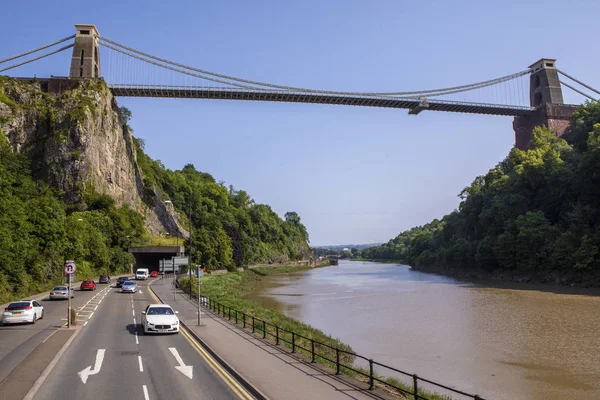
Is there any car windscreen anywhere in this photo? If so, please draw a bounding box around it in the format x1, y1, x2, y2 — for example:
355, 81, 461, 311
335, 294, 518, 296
83, 281, 93, 284
8, 302, 31, 309
147, 307, 174, 315
123, 282, 135, 285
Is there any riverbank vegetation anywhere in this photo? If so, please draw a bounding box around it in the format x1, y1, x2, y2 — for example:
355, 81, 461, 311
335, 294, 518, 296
179, 266, 454, 400
132, 136, 310, 271
363, 102, 600, 286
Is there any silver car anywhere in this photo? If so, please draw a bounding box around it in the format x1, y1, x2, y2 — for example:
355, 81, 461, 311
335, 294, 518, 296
121, 281, 138, 293
49, 286, 74, 300
2, 300, 44, 325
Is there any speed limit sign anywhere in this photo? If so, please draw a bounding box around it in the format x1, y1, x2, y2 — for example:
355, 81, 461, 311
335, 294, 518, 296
64, 261, 77, 274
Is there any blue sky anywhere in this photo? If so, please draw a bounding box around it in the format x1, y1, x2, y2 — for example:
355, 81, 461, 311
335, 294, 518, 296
2, 0, 599, 245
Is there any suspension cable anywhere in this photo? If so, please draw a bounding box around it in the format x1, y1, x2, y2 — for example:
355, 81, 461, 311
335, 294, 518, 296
557, 69, 600, 96
0, 44, 74, 73
98, 35, 529, 97
559, 80, 598, 102
0, 35, 75, 65
102, 41, 529, 102
99, 42, 266, 90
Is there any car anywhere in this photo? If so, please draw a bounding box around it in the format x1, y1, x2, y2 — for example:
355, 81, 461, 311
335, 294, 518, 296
80, 280, 96, 291
49, 286, 74, 300
2, 300, 44, 325
121, 281, 138, 293
150, 271, 159, 278
116, 276, 129, 287
141, 304, 180, 334
99, 275, 111, 284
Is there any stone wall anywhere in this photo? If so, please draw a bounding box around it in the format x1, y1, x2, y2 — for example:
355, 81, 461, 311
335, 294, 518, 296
513, 103, 578, 149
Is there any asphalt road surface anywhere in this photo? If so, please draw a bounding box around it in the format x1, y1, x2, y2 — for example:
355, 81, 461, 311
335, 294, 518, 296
31, 279, 255, 400
0, 282, 114, 385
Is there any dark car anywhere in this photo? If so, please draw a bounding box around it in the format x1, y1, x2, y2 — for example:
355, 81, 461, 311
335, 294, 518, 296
99, 275, 111, 284
116, 276, 129, 287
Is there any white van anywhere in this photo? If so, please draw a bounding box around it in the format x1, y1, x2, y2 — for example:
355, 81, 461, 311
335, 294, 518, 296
135, 268, 149, 280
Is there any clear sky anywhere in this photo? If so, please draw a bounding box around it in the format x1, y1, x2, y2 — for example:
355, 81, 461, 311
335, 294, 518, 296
2, 0, 599, 245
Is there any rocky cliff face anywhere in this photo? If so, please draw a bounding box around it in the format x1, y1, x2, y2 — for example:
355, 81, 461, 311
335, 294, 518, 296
0, 77, 180, 236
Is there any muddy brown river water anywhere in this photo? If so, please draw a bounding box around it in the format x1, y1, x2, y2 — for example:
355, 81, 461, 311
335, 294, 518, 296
244, 260, 600, 400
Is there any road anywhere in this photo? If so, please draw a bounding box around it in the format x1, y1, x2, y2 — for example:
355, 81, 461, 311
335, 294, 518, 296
31, 279, 255, 400
0, 282, 114, 385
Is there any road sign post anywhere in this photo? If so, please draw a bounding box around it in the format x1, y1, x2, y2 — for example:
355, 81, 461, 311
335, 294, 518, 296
64, 261, 76, 328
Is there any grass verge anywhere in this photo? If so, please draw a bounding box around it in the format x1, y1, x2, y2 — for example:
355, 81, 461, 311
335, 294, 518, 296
179, 265, 456, 400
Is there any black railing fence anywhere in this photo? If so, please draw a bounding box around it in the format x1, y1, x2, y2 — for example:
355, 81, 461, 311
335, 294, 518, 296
170, 274, 486, 400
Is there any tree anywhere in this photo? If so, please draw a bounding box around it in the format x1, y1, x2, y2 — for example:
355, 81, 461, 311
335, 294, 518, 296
363, 101, 600, 283
119, 106, 132, 125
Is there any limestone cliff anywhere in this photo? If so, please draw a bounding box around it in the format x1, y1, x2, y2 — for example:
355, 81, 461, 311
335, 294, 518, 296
0, 77, 181, 236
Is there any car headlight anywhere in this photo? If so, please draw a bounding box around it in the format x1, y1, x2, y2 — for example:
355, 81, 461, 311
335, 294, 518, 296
146, 322, 154, 326
173, 320, 179, 325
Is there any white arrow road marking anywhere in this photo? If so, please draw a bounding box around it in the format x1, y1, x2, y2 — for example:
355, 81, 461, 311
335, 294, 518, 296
169, 347, 193, 379
78, 349, 106, 384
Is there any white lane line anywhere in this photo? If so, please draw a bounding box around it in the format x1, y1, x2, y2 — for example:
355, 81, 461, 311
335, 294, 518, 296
133, 317, 136, 325
138, 355, 144, 372
84, 321, 89, 327
94, 305, 98, 311
135, 332, 139, 345
132, 309, 135, 316
23, 327, 82, 400
131, 303, 134, 309
88, 312, 94, 319
142, 385, 149, 400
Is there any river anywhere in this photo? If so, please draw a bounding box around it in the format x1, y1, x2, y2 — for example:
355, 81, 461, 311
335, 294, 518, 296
244, 260, 600, 400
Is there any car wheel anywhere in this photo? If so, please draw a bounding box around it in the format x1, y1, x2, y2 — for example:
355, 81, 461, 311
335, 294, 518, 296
40, 310, 44, 319
31, 315, 36, 324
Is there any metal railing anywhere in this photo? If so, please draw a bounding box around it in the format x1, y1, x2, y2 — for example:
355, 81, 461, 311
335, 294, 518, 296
170, 275, 486, 400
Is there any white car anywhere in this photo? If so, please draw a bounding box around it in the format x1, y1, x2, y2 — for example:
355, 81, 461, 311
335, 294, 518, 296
141, 304, 180, 334
2, 300, 44, 325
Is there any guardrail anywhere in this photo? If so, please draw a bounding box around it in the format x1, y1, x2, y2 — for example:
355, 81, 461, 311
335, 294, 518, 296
170, 274, 486, 400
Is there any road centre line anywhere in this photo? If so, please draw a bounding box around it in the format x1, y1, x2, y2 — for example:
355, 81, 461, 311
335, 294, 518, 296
146, 284, 253, 400
138, 356, 144, 372
132, 309, 135, 316
135, 332, 139, 345
180, 328, 253, 400
143, 385, 149, 400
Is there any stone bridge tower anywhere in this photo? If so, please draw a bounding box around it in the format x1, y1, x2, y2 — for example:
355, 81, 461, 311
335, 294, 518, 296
513, 59, 578, 149
69, 24, 101, 78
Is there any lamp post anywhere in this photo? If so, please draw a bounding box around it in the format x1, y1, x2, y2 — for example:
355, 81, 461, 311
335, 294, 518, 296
164, 200, 193, 301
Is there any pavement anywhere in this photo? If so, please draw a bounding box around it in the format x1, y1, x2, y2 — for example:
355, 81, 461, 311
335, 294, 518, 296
26, 278, 255, 400
151, 276, 389, 400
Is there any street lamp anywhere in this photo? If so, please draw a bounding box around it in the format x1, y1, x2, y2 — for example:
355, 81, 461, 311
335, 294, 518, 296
164, 200, 193, 302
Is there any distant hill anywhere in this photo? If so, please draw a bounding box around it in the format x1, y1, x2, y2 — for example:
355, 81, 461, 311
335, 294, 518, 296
313, 243, 383, 251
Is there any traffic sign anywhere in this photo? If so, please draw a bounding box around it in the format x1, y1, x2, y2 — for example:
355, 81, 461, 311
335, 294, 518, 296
64, 261, 77, 274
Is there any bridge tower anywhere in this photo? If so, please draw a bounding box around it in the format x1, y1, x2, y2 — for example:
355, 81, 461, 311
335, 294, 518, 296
69, 24, 101, 78
513, 58, 578, 149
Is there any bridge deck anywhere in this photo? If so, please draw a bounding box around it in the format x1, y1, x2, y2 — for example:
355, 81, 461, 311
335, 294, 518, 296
109, 85, 534, 117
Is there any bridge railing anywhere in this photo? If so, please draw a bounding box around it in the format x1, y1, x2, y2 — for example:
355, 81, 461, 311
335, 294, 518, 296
170, 274, 486, 400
